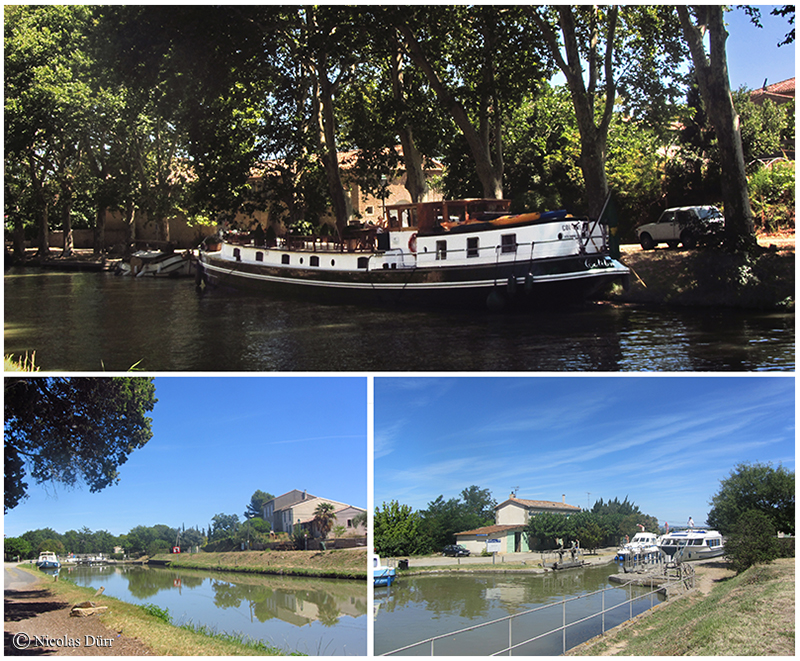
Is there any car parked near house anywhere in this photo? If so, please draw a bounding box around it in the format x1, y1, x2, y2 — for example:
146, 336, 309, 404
636, 205, 725, 250
443, 544, 470, 557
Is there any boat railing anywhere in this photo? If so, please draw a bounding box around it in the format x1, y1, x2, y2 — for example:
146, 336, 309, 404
380, 571, 692, 657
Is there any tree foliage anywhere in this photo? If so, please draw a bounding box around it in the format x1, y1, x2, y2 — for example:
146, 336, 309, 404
244, 490, 275, 519
312, 502, 338, 540
707, 462, 795, 536
4, 377, 157, 512
723, 509, 780, 574
374, 500, 423, 557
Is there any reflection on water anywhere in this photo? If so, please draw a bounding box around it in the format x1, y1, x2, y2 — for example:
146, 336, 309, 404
374, 564, 663, 656
61, 565, 367, 655
4, 269, 794, 371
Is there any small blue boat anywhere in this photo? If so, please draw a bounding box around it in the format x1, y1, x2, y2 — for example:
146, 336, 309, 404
373, 554, 396, 587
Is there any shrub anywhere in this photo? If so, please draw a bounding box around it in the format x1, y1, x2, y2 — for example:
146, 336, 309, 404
748, 162, 795, 232
724, 510, 780, 574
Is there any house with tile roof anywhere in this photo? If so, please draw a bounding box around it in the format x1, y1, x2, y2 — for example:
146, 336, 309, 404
261, 489, 366, 539
455, 494, 581, 555
750, 77, 795, 106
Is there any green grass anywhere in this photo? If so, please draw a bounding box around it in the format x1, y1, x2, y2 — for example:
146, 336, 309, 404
568, 559, 794, 656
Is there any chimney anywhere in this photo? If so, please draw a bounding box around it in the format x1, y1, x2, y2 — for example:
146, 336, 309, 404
562, 494, 566, 504
302, 490, 307, 500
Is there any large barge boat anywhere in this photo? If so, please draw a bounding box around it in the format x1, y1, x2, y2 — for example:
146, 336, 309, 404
198, 199, 630, 310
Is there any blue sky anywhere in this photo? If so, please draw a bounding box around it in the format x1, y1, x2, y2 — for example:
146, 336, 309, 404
374, 376, 795, 528
725, 6, 795, 90
4, 377, 367, 538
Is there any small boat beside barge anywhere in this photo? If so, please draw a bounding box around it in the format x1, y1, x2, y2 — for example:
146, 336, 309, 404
198, 199, 629, 310
116, 249, 194, 277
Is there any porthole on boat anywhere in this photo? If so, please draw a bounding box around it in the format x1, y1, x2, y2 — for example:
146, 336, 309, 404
331, 259, 335, 266
299, 257, 304, 264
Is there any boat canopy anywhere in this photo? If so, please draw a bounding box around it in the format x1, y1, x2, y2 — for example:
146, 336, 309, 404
386, 199, 512, 234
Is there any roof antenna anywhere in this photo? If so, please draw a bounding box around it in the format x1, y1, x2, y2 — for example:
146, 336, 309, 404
511, 486, 519, 497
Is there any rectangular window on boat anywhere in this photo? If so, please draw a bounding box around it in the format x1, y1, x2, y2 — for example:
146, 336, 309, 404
255, 252, 264, 262
501, 234, 517, 254
233, 248, 241, 261
436, 240, 447, 260
281, 254, 290, 265
467, 236, 479, 258
310, 255, 319, 267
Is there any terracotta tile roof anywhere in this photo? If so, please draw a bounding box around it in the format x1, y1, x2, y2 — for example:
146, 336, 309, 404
750, 77, 795, 104
456, 524, 524, 536
498, 497, 581, 511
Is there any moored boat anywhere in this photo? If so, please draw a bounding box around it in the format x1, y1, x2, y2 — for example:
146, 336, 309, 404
373, 553, 396, 587
657, 528, 725, 561
116, 249, 194, 277
36, 551, 61, 569
615, 531, 660, 562
198, 199, 630, 310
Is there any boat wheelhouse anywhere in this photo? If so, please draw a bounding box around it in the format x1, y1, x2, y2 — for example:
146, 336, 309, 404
198, 199, 629, 310
657, 528, 725, 561
373, 554, 396, 587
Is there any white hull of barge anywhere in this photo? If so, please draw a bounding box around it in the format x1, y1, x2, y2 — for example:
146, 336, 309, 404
198, 211, 629, 309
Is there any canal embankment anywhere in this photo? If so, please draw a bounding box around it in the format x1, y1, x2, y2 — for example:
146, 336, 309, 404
566, 557, 795, 656
605, 235, 794, 310
146, 547, 367, 580
4, 564, 287, 655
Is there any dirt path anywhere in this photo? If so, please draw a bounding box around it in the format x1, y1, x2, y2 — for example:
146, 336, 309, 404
4, 584, 154, 656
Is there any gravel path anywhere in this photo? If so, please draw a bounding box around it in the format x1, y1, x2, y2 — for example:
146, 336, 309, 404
4, 573, 154, 656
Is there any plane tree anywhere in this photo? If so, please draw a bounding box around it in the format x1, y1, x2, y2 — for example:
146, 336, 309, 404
526, 5, 686, 217
392, 6, 552, 200
4, 377, 157, 513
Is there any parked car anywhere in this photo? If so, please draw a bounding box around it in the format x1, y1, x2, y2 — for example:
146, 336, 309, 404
636, 205, 725, 250
443, 544, 470, 557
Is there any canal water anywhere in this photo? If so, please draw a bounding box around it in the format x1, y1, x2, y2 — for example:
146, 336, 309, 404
374, 563, 663, 656
4, 268, 794, 371
58, 564, 367, 656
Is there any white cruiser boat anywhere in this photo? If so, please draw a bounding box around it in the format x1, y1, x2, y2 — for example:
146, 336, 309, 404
657, 528, 725, 561
198, 199, 630, 310
36, 551, 61, 569
616, 531, 660, 561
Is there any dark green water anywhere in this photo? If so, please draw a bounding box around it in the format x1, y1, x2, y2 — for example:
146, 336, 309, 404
374, 563, 663, 656
59, 564, 367, 655
4, 268, 794, 371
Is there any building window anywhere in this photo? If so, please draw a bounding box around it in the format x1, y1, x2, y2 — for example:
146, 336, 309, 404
467, 236, 479, 258
347, 519, 352, 528
365, 206, 374, 215
501, 234, 517, 254
436, 240, 447, 260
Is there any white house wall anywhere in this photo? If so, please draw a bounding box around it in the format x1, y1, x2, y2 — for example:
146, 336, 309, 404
496, 502, 528, 526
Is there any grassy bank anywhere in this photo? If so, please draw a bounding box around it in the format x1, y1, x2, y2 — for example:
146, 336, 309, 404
11, 565, 293, 655
567, 558, 794, 656
148, 548, 367, 580
607, 243, 794, 310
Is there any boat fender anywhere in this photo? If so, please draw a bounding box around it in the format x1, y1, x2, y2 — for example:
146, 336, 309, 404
506, 275, 517, 296
408, 233, 417, 253
486, 288, 506, 312
524, 273, 534, 295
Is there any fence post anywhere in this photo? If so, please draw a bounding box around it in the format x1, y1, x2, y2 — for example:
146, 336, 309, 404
562, 598, 566, 654
509, 617, 513, 657
602, 588, 605, 635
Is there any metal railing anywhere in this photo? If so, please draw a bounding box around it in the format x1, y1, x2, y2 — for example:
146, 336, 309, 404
382, 569, 694, 657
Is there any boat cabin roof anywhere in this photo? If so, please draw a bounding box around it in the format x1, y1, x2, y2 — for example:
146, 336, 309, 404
385, 199, 512, 234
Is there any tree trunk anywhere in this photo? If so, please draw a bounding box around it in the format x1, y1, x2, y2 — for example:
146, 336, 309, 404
156, 214, 170, 244
315, 68, 349, 237
12, 213, 26, 263
93, 206, 106, 256
677, 6, 755, 248
27, 155, 50, 257
397, 23, 503, 199
123, 201, 136, 258
527, 6, 617, 218
61, 190, 74, 258
390, 38, 428, 203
